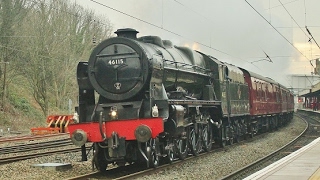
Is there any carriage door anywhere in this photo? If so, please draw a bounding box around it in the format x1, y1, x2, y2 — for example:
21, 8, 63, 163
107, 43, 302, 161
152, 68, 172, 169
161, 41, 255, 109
221, 66, 230, 116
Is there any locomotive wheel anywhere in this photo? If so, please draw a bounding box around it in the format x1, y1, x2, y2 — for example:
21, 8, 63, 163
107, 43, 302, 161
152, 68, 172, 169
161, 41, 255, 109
220, 139, 226, 148
95, 156, 108, 173
249, 132, 254, 138
219, 125, 226, 148
243, 134, 247, 140
94, 144, 108, 173
165, 148, 174, 164
189, 126, 201, 156
164, 139, 174, 164
228, 125, 234, 145
228, 137, 234, 145
243, 121, 248, 140
249, 127, 254, 138
148, 139, 159, 168
202, 123, 213, 152
149, 148, 159, 168
234, 124, 240, 143
274, 118, 279, 130
175, 138, 188, 160
249, 123, 256, 138
248, 126, 254, 138
234, 134, 239, 143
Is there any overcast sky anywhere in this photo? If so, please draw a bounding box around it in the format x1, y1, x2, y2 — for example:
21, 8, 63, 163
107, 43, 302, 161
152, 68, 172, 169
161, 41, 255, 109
75, 0, 320, 87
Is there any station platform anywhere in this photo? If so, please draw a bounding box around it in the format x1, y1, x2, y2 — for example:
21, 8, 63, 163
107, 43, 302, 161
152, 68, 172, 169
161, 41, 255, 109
298, 108, 320, 114
244, 136, 320, 180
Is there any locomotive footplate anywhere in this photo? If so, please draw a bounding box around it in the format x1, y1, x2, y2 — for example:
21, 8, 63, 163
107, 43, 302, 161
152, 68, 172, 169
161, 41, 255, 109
68, 118, 164, 144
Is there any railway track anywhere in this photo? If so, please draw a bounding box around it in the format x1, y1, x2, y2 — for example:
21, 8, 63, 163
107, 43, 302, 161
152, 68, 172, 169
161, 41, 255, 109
0, 147, 85, 165
66, 148, 225, 180
0, 134, 84, 165
220, 112, 318, 180
0, 133, 68, 143
66, 127, 289, 180
0, 138, 72, 155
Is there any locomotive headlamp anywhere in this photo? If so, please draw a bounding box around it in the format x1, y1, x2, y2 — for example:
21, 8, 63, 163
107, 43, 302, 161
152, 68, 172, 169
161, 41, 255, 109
111, 110, 117, 117
71, 129, 87, 147
152, 104, 159, 117
110, 106, 118, 119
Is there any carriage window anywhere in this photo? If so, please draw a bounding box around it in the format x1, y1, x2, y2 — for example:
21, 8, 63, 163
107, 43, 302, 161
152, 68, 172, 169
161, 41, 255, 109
219, 66, 224, 82
265, 86, 268, 100
258, 87, 261, 101
257, 87, 259, 99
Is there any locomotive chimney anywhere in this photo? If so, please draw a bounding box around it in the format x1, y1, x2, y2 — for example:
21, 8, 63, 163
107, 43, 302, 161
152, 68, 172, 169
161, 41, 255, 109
114, 28, 139, 39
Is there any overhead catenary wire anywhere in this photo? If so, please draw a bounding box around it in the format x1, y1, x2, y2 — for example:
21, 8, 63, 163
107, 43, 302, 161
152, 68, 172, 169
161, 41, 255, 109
22, 0, 249, 65
29, 0, 110, 27
275, 26, 320, 28
173, 0, 213, 23
89, 0, 303, 78
245, 0, 316, 84
266, 0, 300, 10
173, 0, 311, 67
89, 0, 242, 60
172, 0, 218, 49
278, 0, 320, 50
305, 26, 320, 49
91, 0, 308, 78
244, 0, 310, 61
278, 0, 309, 38
0, 35, 79, 38
27, 0, 113, 46
0, 44, 66, 66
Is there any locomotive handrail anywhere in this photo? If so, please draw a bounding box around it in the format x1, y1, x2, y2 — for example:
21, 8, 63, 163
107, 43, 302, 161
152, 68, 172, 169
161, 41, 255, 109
116, 77, 143, 81
168, 99, 221, 106
164, 66, 210, 77
96, 52, 137, 57
163, 59, 208, 71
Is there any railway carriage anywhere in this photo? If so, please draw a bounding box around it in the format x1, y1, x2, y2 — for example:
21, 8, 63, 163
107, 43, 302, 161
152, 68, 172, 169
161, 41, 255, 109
241, 69, 293, 132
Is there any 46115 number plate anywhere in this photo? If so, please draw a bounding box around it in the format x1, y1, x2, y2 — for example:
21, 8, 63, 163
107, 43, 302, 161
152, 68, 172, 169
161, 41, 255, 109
108, 58, 126, 65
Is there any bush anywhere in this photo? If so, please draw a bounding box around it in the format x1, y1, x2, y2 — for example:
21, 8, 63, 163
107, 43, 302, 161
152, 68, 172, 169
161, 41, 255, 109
9, 94, 30, 113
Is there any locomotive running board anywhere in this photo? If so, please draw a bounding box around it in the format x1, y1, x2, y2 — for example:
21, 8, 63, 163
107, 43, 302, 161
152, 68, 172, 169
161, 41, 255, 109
168, 99, 221, 107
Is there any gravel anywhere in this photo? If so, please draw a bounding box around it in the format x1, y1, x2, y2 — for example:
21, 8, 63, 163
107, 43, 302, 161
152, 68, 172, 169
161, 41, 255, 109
0, 115, 305, 180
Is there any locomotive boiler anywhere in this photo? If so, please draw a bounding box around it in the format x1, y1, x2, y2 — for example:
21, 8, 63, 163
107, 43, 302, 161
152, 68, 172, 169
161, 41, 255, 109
67, 28, 294, 172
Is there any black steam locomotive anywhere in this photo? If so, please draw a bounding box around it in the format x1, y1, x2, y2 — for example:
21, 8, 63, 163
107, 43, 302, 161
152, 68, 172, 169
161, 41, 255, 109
68, 28, 293, 171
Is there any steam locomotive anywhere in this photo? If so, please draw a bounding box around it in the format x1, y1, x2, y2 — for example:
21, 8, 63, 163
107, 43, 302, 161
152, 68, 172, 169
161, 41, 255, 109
68, 28, 294, 171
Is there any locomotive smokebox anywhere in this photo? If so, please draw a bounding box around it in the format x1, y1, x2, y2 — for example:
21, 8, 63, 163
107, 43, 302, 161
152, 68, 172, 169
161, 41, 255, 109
114, 28, 139, 39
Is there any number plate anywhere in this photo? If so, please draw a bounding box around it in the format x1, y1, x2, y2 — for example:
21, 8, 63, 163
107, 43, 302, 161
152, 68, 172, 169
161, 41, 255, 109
107, 58, 126, 65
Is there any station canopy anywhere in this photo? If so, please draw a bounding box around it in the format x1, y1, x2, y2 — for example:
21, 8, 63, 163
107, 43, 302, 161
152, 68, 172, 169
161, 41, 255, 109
300, 82, 320, 97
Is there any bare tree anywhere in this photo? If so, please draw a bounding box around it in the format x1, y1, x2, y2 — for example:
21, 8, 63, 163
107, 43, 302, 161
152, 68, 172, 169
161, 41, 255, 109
0, 0, 30, 109
14, 0, 112, 116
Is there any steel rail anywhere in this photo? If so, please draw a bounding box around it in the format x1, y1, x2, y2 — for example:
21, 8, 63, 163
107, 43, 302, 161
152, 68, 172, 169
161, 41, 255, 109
0, 138, 72, 155
219, 113, 308, 180
0, 133, 68, 143
0, 147, 85, 165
